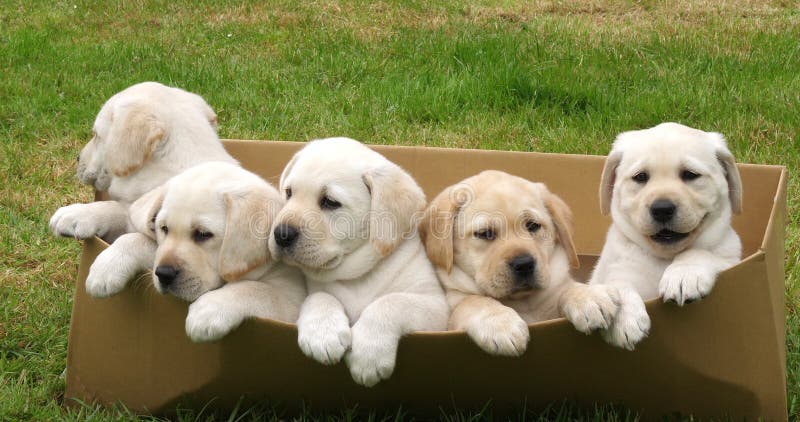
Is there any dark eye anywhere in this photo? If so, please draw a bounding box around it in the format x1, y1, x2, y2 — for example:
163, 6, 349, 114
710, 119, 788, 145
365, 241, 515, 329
474, 229, 496, 241
192, 230, 213, 242
632, 172, 649, 184
681, 170, 700, 181
320, 196, 341, 210
526, 221, 541, 233
285, 188, 292, 199
160, 226, 168, 235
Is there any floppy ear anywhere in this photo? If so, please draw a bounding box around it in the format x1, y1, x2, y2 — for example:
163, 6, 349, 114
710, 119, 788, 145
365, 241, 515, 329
278, 149, 302, 191
713, 137, 743, 215
599, 149, 622, 216
129, 185, 165, 239
105, 103, 166, 177
544, 188, 580, 269
418, 185, 463, 273
218, 187, 283, 282
363, 164, 427, 257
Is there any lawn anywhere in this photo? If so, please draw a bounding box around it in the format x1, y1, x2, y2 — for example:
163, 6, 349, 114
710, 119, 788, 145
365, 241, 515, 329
1, 0, 798, 420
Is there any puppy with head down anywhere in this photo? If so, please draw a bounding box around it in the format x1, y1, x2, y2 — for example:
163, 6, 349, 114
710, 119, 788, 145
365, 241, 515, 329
584, 123, 743, 350
269, 137, 448, 387
50, 81, 235, 242
420, 171, 620, 356
120, 162, 306, 342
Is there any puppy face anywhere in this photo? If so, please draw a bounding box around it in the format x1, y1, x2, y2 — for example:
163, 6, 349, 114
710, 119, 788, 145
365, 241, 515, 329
420, 171, 579, 300
76, 82, 218, 191
130, 162, 281, 301
600, 122, 742, 258
269, 138, 426, 279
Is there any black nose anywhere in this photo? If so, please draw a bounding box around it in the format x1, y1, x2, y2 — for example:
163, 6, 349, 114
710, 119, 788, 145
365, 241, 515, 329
274, 224, 299, 248
509, 254, 536, 280
155, 265, 179, 287
650, 199, 677, 223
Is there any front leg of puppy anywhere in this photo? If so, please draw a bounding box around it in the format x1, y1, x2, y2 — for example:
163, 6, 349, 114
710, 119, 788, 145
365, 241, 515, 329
559, 283, 620, 334
85, 232, 156, 298
49, 201, 129, 242
449, 295, 529, 357
602, 286, 650, 350
659, 247, 738, 306
297, 292, 352, 365
186, 281, 300, 342
346, 293, 448, 387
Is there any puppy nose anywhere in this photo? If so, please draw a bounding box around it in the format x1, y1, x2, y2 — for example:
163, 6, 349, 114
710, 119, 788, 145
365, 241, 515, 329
509, 254, 536, 279
650, 199, 677, 223
155, 265, 180, 287
274, 224, 299, 248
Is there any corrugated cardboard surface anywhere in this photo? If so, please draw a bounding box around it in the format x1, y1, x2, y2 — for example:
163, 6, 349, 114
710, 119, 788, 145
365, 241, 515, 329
65, 140, 788, 419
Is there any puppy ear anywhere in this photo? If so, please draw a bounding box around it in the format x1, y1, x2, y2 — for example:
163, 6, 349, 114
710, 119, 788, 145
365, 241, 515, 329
278, 149, 302, 191
218, 187, 283, 282
129, 185, 165, 239
599, 150, 622, 216
711, 134, 743, 215
418, 185, 465, 273
544, 188, 580, 269
105, 103, 166, 177
363, 164, 427, 257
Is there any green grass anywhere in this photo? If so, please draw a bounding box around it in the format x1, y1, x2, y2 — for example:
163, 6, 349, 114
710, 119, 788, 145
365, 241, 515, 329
1, 0, 798, 420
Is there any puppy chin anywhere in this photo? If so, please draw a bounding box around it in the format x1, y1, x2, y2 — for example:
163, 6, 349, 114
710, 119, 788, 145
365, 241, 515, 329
276, 247, 342, 272
151, 274, 217, 302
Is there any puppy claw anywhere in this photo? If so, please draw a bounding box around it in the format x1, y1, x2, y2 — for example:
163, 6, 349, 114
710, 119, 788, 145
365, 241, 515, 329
659, 264, 716, 306
466, 310, 529, 357
297, 314, 351, 365
602, 309, 651, 350
562, 284, 620, 335
185, 293, 244, 342
50, 204, 106, 240
345, 322, 398, 387
85, 245, 141, 298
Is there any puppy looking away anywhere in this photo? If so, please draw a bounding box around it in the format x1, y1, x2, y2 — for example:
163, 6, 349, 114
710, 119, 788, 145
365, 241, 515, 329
92, 161, 306, 342
420, 171, 619, 356
586, 122, 743, 350
269, 137, 448, 387
50, 81, 235, 243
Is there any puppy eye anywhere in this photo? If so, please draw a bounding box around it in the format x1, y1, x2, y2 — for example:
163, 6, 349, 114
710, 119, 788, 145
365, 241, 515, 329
285, 188, 292, 199
192, 230, 213, 242
160, 226, 168, 235
632, 172, 649, 184
681, 170, 700, 181
526, 221, 541, 233
474, 229, 496, 241
320, 196, 341, 210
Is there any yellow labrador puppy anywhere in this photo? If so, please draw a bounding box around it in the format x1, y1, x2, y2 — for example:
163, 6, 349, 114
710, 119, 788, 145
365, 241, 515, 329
420, 171, 619, 356
50, 81, 235, 242
101, 162, 306, 342
268, 138, 448, 387
586, 123, 743, 350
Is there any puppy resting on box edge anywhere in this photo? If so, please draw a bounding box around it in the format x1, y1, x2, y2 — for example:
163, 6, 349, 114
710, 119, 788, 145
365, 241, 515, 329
269, 138, 448, 387
419, 171, 620, 356
584, 122, 743, 350
49, 81, 235, 243
87, 162, 306, 342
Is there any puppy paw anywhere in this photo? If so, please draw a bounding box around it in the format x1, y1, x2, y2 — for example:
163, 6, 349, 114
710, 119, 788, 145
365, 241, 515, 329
345, 322, 397, 387
297, 313, 351, 365
185, 293, 244, 342
85, 247, 140, 298
659, 264, 716, 306
466, 309, 530, 357
602, 308, 651, 351
50, 204, 106, 239
562, 284, 620, 334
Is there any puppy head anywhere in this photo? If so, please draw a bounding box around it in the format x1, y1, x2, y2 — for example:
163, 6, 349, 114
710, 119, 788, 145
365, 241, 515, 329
76, 82, 219, 190
420, 171, 579, 300
269, 138, 426, 280
600, 122, 742, 257
130, 162, 282, 301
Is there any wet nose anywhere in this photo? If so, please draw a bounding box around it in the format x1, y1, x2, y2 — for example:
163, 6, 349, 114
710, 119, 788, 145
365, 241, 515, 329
274, 224, 299, 248
155, 265, 180, 287
508, 254, 536, 280
650, 199, 677, 223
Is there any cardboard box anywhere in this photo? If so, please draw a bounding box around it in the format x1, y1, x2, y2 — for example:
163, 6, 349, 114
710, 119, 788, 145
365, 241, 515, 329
65, 140, 788, 420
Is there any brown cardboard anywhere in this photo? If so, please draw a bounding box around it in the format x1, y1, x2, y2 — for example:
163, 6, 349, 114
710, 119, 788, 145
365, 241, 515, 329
65, 140, 788, 420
